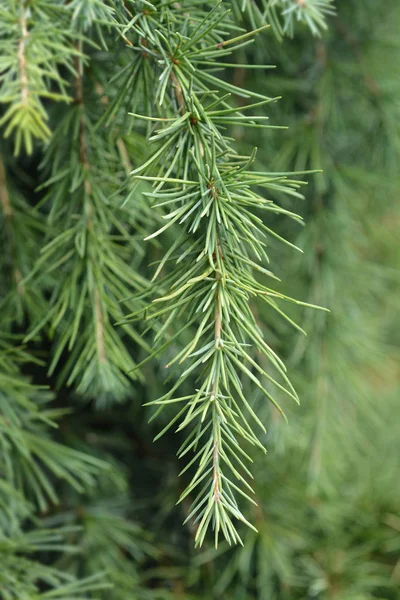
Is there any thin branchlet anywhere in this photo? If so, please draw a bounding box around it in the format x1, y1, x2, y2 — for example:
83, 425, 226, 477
18, 2, 30, 106
0, 155, 12, 219
74, 54, 106, 366
120, 0, 326, 546
0, 155, 24, 295
22, 26, 151, 403
237, 0, 335, 39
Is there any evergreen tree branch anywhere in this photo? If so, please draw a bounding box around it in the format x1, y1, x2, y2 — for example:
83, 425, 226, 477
21, 31, 152, 401
119, 0, 325, 546
0, 1, 77, 154
230, 0, 335, 38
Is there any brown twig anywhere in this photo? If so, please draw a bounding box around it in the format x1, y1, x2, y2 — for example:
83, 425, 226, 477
171, 71, 185, 114
212, 436, 221, 502
74, 55, 92, 197
94, 288, 106, 364
74, 55, 107, 365
0, 155, 24, 295
212, 230, 224, 502
18, 2, 30, 106
0, 157, 12, 219
95, 83, 133, 174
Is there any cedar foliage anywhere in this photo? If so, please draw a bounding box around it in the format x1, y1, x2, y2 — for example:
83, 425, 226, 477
0, 0, 399, 598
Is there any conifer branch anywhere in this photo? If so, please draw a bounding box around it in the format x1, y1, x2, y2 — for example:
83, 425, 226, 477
24, 39, 151, 402
233, 0, 335, 38
120, 0, 326, 545
0, 1, 76, 154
